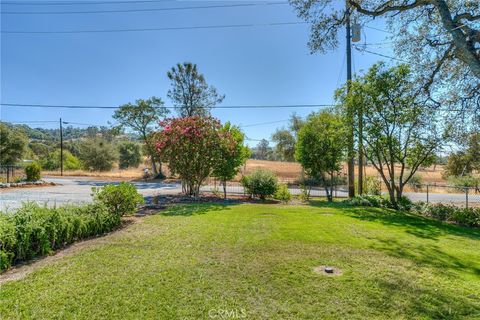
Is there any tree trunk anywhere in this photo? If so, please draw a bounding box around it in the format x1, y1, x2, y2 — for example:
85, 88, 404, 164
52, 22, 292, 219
387, 184, 397, 208
223, 181, 227, 199
150, 154, 158, 175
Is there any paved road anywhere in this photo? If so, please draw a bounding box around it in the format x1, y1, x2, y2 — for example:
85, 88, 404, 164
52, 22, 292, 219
0, 177, 181, 212
1, 177, 477, 211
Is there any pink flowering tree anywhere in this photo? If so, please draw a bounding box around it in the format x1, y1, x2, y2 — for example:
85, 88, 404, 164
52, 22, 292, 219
155, 116, 241, 196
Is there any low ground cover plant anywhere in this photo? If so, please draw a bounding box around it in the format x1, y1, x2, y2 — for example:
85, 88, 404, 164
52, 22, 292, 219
344, 195, 413, 211
0, 183, 144, 271
241, 168, 278, 200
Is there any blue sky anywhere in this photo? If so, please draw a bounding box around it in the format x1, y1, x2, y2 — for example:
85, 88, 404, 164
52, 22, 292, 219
1, 0, 390, 146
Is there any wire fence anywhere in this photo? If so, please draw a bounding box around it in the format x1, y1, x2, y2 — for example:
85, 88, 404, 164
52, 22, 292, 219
404, 183, 480, 208
0, 165, 25, 183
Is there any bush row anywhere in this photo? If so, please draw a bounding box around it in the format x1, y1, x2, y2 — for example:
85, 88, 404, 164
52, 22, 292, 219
413, 203, 480, 228
0, 182, 144, 271
344, 195, 479, 228
343, 195, 413, 211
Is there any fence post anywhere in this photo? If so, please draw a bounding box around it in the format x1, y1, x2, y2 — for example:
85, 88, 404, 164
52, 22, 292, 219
465, 187, 469, 209
426, 184, 429, 204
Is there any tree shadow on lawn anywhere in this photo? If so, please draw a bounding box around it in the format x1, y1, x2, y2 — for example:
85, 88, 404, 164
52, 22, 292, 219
308, 200, 480, 276
371, 236, 480, 277
362, 269, 480, 319
308, 200, 480, 241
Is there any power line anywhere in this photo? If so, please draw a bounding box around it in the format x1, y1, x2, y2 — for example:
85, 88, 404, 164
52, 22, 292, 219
2, 0, 177, 5
353, 45, 426, 67
2, 2, 287, 14
6, 120, 58, 123
2, 21, 307, 34
0, 103, 334, 109
240, 119, 289, 128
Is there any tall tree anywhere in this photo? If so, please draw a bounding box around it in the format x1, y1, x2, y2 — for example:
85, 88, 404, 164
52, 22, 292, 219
0, 123, 27, 165
167, 62, 225, 117
254, 139, 271, 160
336, 63, 445, 207
113, 97, 169, 175
78, 137, 117, 172
296, 110, 347, 202
289, 0, 480, 122
271, 129, 296, 162
288, 112, 305, 137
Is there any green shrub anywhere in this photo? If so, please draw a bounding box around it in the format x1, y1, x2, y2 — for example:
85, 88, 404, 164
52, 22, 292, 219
298, 184, 311, 202
344, 195, 385, 207
25, 162, 41, 181
413, 203, 480, 227
274, 184, 292, 204
241, 169, 278, 200
118, 142, 142, 169
0, 215, 16, 270
40, 150, 82, 171
0, 202, 122, 271
92, 182, 144, 216
449, 207, 480, 227
344, 195, 412, 211
364, 176, 382, 195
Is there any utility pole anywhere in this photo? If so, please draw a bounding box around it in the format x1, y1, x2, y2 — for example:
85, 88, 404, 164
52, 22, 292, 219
60, 118, 64, 176
346, 1, 355, 198
358, 105, 364, 195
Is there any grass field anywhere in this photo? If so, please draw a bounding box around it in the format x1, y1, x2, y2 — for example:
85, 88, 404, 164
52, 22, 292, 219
1, 202, 479, 319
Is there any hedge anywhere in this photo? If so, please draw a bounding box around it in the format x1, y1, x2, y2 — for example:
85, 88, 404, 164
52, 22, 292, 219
0, 182, 144, 271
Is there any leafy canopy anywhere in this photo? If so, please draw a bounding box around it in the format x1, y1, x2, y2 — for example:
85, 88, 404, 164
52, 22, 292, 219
336, 63, 444, 207
155, 116, 226, 196
212, 122, 250, 197
296, 110, 347, 201
0, 123, 28, 165
289, 0, 480, 128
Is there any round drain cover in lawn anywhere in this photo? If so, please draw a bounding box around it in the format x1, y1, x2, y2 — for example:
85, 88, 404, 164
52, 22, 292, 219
314, 265, 342, 276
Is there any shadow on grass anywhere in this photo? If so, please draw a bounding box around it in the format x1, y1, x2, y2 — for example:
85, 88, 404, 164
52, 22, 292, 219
371, 236, 480, 277
158, 203, 237, 217
363, 271, 480, 319
308, 199, 480, 241
308, 200, 480, 276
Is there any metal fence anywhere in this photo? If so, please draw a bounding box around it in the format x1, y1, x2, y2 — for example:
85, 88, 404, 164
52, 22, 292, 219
201, 178, 349, 199
405, 183, 480, 208
0, 165, 25, 183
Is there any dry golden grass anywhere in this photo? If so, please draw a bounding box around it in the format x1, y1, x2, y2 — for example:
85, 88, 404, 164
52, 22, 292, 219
43, 168, 145, 181
44, 160, 449, 185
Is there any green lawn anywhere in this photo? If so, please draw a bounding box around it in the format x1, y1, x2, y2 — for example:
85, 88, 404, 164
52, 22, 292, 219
1, 202, 480, 319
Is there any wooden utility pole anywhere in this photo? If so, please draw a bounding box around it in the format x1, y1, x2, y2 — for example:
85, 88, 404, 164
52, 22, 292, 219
60, 118, 64, 176
346, 1, 355, 198
358, 105, 364, 195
